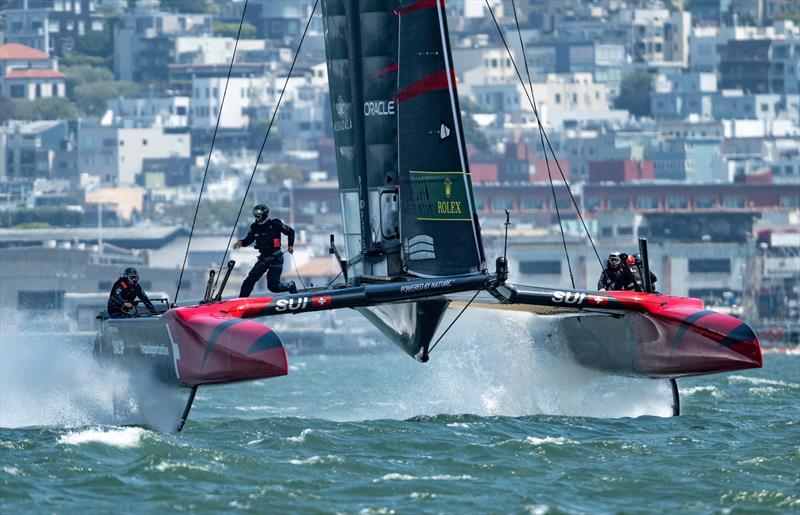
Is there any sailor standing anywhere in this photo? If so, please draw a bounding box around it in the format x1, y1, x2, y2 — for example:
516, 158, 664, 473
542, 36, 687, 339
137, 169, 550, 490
234, 204, 298, 297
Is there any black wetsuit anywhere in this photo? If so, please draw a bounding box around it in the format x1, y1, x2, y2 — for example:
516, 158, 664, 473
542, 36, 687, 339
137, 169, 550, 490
628, 261, 658, 292
239, 218, 296, 297
107, 278, 156, 318
597, 267, 633, 291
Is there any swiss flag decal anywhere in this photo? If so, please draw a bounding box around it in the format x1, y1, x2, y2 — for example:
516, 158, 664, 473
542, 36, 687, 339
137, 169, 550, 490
311, 295, 332, 308
589, 295, 608, 306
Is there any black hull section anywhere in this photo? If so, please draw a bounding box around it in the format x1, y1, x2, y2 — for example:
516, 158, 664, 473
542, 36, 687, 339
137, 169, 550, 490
93, 316, 193, 432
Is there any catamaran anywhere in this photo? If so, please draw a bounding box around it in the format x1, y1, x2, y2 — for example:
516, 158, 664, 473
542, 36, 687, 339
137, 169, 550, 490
93, 0, 761, 431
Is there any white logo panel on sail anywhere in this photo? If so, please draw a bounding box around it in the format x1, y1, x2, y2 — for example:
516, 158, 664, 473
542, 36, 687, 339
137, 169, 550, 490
439, 123, 450, 140
405, 235, 436, 261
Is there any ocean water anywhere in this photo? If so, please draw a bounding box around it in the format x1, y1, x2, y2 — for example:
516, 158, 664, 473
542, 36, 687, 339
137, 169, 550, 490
1, 331, 798, 514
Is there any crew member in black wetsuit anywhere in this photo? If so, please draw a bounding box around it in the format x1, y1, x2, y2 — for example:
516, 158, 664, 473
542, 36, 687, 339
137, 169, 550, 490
107, 267, 157, 318
234, 204, 298, 297
597, 251, 633, 291
626, 254, 658, 292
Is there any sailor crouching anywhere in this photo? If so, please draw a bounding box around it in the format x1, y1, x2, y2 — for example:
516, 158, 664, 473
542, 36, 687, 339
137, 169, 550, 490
107, 267, 158, 318
597, 251, 659, 292
597, 251, 630, 291
234, 203, 298, 297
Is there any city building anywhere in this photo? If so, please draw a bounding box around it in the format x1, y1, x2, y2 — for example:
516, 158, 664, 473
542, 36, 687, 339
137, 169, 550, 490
719, 38, 772, 93
78, 125, 191, 186
651, 72, 718, 120
630, 9, 692, 67
1, 120, 77, 181
113, 3, 213, 83
0, 42, 66, 100
4, 0, 105, 56
109, 96, 191, 129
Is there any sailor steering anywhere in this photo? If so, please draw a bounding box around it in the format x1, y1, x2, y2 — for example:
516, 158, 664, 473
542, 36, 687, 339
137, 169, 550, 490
234, 204, 298, 297
107, 267, 157, 318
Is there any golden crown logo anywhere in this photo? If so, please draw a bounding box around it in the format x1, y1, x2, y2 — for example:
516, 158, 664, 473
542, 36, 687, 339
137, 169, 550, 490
444, 177, 452, 198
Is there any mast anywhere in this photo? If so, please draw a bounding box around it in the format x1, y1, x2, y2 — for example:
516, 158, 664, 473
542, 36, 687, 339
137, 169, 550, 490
343, 0, 373, 259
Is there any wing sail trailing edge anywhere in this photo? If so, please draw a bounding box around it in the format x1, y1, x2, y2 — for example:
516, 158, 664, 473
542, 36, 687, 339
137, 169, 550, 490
396, 0, 485, 277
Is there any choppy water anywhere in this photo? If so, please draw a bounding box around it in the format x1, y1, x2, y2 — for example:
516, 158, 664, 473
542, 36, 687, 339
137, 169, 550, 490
1, 333, 798, 513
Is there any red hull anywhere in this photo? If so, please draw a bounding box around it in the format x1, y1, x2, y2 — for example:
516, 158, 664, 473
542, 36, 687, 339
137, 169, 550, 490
166, 299, 288, 387
607, 291, 762, 377
545, 291, 762, 378
497, 285, 763, 378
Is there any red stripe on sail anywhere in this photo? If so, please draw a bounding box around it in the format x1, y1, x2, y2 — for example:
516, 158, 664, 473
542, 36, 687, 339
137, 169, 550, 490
368, 62, 398, 81
396, 69, 455, 104
397, 0, 442, 16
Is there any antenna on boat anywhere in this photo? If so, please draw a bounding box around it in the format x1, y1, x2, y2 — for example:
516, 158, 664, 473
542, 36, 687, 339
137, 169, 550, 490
495, 210, 510, 284
503, 209, 510, 258
330, 234, 349, 284
203, 269, 216, 302
638, 238, 653, 294
213, 260, 236, 301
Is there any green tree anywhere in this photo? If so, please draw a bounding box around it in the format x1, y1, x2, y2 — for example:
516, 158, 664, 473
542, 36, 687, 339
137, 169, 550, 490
0, 94, 14, 123
74, 80, 142, 116
614, 71, 653, 119
11, 97, 76, 121
0, 208, 83, 227
265, 163, 302, 185
63, 65, 115, 97
60, 52, 112, 69
248, 119, 281, 150
213, 21, 257, 38
160, 0, 211, 13
163, 200, 241, 229
75, 30, 113, 57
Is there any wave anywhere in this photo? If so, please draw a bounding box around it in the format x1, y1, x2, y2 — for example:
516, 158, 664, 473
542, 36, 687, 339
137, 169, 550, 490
58, 427, 146, 448
524, 436, 579, 446
374, 473, 474, 482
727, 375, 799, 389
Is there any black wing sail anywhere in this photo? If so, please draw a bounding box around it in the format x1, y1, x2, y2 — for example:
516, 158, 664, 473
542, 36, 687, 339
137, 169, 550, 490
323, 0, 484, 280
396, 0, 485, 277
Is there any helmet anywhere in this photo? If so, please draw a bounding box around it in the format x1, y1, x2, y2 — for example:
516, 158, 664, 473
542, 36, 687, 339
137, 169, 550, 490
122, 267, 139, 282
626, 255, 636, 266
607, 251, 621, 268
252, 204, 269, 221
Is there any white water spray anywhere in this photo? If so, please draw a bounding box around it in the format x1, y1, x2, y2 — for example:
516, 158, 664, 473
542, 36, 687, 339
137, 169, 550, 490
0, 312, 188, 431
266, 309, 674, 422
413, 309, 672, 419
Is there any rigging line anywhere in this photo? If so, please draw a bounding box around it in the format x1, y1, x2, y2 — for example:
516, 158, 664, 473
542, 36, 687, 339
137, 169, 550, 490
485, 0, 604, 271
427, 289, 481, 355
325, 270, 343, 288
211, 0, 319, 296
286, 251, 308, 290
509, 0, 574, 288
324, 256, 358, 288
174, 0, 249, 305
